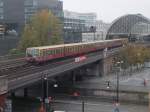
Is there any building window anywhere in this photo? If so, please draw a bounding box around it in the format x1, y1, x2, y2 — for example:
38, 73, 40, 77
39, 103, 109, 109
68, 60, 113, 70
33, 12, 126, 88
0, 0, 3, 7
33, 0, 38, 6
24, 0, 38, 6
25, 7, 37, 13
0, 15, 3, 19
0, 8, 3, 14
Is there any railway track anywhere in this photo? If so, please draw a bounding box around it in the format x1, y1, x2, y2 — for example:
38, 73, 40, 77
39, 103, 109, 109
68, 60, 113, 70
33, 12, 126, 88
0, 58, 27, 72
7, 58, 74, 80
1, 50, 115, 82
2, 51, 100, 80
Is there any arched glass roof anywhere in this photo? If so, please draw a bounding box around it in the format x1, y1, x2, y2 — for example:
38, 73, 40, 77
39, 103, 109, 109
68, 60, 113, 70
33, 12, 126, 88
106, 14, 150, 39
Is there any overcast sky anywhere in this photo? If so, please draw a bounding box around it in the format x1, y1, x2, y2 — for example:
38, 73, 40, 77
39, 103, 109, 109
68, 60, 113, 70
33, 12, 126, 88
62, 0, 150, 23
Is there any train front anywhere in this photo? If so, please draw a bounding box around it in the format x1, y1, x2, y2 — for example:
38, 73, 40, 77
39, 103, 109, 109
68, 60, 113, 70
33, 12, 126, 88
26, 48, 37, 63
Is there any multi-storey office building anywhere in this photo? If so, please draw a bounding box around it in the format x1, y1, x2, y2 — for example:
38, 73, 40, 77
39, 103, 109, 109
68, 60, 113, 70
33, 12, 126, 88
64, 18, 86, 43
95, 20, 110, 40
0, 0, 63, 55
63, 10, 97, 43
0, 0, 63, 33
64, 10, 97, 28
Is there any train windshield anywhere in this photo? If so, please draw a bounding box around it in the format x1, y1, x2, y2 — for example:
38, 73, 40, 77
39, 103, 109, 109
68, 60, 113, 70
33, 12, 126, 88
26, 48, 39, 57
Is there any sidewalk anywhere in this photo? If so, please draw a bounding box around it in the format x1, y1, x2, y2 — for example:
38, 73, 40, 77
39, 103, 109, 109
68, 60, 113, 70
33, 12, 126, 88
75, 68, 150, 93
83, 68, 150, 84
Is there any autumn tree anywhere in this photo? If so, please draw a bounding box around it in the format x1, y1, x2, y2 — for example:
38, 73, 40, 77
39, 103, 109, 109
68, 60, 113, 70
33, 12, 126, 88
118, 43, 150, 69
19, 10, 63, 51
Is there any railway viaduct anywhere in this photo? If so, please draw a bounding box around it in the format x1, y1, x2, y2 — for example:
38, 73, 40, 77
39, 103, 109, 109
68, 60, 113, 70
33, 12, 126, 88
0, 46, 121, 110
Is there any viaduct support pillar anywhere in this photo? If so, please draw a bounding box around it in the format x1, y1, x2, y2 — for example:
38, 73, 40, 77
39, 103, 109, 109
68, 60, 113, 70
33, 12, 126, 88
0, 76, 8, 111
24, 88, 28, 97
86, 63, 101, 77
0, 94, 7, 111
100, 57, 113, 77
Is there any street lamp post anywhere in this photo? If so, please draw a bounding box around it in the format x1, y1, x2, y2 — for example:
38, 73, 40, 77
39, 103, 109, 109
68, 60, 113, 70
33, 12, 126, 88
40, 75, 50, 112
82, 98, 84, 112
44, 76, 49, 112
116, 68, 119, 104
114, 61, 123, 112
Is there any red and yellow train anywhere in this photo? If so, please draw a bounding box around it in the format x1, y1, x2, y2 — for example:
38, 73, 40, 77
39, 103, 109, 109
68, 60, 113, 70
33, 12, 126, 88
26, 39, 127, 63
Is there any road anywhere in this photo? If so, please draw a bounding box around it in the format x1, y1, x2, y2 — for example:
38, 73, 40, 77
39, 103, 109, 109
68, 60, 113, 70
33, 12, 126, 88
51, 97, 148, 112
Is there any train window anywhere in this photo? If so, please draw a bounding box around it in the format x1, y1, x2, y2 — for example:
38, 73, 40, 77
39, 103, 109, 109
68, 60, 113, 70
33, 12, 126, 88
59, 48, 62, 54
79, 46, 81, 51
66, 47, 68, 53
39, 50, 41, 56
42, 50, 45, 56
59, 48, 61, 54
78, 46, 80, 52
48, 50, 51, 55
71, 47, 73, 52
44, 49, 47, 56
69, 47, 71, 52
56, 49, 59, 54
61, 48, 63, 53
45, 50, 47, 55
76, 46, 78, 52
73, 46, 75, 52
50, 50, 52, 55
45, 49, 48, 56
75, 46, 76, 52
58, 48, 60, 54
57, 49, 60, 54
54, 49, 56, 55
52, 49, 54, 55
53, 49, 56, 55
51, 49, 54, 55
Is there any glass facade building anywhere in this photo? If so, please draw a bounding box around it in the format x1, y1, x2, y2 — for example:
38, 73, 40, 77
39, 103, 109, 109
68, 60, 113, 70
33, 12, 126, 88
0, 0, 3, 20
0, 0, 63, 33
63, 10, 97, 43
0, 0, 63, 55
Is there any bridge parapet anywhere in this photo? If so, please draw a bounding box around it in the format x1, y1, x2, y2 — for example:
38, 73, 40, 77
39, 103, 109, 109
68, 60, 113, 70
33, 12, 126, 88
0, 76, 8, 95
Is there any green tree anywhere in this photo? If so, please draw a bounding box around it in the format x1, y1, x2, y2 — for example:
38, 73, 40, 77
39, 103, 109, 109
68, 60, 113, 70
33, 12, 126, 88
19, 10, 63, 51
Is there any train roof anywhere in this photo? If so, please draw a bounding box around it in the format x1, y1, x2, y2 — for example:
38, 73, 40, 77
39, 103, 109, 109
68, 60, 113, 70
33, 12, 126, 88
27, 39, 125, 50
27, 44, 65, 50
